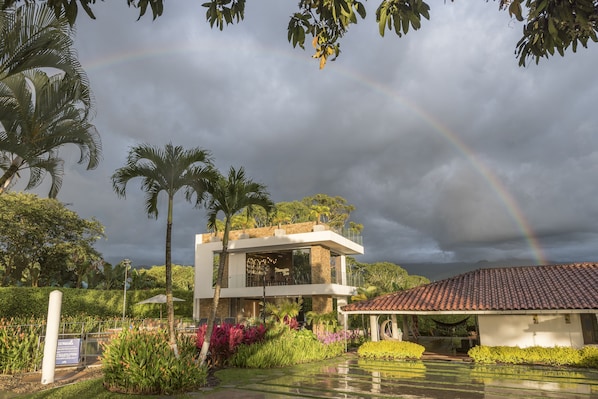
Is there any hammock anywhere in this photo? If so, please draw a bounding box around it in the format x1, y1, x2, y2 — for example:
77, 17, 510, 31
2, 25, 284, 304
431, 316, 470, 334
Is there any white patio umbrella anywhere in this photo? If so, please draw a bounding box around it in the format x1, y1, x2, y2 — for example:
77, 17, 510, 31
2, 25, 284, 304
136, 294, 185, 319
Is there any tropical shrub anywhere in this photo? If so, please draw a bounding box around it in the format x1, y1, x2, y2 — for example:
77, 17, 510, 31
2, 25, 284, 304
265, 299, 301, 329
357, 341, 425, 360
229, 328, 345, 368
102, 327, 207, 395
306, 311, 338, 334
0, 317, 44, 374
195, 322, 266, 366
468, 345, 591, 367
579, 346, 598, 368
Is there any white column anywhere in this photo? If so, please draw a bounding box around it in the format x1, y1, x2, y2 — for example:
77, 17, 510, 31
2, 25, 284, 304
391, 314, 401, 340
337, 298, 348, 327
340, 256, 347, 285
41, 290, 62, 384
370, 315, 379, 342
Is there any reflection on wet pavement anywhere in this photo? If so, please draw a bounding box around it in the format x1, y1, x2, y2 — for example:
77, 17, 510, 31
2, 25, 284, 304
197, 353, 598, 398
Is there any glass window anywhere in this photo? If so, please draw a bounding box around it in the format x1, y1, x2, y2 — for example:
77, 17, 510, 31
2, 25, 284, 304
292, 249, 311, 285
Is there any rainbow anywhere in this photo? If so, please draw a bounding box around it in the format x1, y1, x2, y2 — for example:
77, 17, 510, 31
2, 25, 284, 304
332, 67, 548, 266
79, 41, 548, 265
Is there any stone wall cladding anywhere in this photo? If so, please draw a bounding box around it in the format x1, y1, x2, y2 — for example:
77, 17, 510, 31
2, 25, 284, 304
201, 221, 327, 243
312, 295, 332, 314
311, 245, 331, 284
199, 298, 230, 319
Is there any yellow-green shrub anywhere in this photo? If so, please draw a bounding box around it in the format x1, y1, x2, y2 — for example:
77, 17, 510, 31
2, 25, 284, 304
579, 346, 598, 368
468, 345, 589, 367
357, 341, 425, 360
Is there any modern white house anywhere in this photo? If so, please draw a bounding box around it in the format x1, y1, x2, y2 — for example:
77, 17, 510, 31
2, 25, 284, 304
341, 263, 598, 349
193, 222, 364, 323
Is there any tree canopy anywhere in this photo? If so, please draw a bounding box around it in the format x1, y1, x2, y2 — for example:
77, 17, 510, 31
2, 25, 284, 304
4, 0, 597, 68
348, 258, 429, 295
0, 192, 105, 287
216, 193, 362, 234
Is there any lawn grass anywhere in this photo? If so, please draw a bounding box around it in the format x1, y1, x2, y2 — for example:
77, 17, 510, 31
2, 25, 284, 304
20, 378, 177, 399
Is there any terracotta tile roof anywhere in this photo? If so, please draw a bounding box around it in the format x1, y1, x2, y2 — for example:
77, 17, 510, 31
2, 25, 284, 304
341, 263, 598, 313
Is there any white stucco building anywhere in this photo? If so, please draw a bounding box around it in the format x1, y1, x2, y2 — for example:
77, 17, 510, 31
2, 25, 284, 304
193, 222, 364, 323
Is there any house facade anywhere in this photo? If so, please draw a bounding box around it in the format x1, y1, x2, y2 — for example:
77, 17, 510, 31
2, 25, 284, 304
193, 222, 364, 323
341, 263, 598, 349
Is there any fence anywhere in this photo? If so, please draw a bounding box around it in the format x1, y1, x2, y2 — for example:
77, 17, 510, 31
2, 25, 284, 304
23, 319, 199, 371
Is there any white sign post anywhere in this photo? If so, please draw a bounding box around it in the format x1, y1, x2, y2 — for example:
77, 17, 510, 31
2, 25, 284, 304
41, 290, 62, 384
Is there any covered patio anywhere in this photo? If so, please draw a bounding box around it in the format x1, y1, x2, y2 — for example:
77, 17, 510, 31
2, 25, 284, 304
340, 263, 598, 351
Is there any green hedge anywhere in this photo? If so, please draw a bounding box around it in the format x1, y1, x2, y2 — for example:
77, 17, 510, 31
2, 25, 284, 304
468, 345, 598, 368
0, 287, 193, 319
357, 341, 426, 360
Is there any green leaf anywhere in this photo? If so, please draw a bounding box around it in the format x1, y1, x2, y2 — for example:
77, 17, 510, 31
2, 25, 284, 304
508, 0, 524, 21
547, 18, 558, 38
378, 8, 388, 37
356, 2, 367, 18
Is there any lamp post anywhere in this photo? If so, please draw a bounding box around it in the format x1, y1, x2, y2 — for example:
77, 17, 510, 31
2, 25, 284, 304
262, 267, 267, 324
122, 259, 131, 321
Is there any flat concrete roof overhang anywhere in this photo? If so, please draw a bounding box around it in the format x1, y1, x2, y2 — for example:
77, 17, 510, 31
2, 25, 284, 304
202, 230, 364, 256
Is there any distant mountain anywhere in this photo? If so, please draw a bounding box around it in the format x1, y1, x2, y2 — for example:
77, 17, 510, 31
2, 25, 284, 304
400, 259, 551, 282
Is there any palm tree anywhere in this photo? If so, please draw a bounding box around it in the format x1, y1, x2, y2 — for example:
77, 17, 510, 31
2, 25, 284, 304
199, 166, 274, 366
112, 143, 216, 352
0, 69, 100, 197
0, 2, 90, 92
309, 204, 330, 225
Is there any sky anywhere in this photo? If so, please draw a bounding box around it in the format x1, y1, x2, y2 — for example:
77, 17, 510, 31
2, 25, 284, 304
15, 1, 598, 271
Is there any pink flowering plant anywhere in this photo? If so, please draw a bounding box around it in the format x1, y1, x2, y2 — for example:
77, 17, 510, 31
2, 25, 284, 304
317, 329, 364, 348
196, 322, 266, 366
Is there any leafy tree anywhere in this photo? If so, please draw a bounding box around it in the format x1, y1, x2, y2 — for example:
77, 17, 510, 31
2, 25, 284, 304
141, 264, 194, 290
4, 0, 596, 68
0, 192, 104, 286
95, 261, 129, 290
303, 194, 357, 231
271, 200, 311, 227
112, 142, 215, 353
348, 259, 429, 296
199, 166, 273, 367
0, 69, 100, 197
128, 267, 158, 290
360, 261, 431, 295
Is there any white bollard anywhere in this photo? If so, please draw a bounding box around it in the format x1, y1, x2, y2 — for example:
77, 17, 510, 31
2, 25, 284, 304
41, 290, 62, 384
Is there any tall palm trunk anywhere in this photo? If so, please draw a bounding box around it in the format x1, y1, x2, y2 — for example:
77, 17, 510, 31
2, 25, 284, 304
199, 220, 230, 366
0, 157, 22, 194
165, 194, 178, 356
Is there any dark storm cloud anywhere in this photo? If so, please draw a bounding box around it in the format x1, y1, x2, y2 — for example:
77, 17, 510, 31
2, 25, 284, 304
17, 1, 598, 268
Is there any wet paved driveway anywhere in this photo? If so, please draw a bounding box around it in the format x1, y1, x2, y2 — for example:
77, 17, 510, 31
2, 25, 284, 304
194, 354, 598, 398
